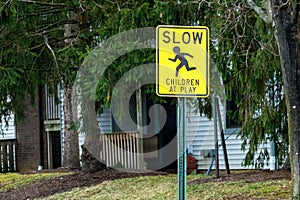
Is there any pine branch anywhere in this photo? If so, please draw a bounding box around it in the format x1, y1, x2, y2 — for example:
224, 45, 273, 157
19, 0, 66, 7
27, 27, 63, 37
19, 8, 70, 20
1, 0, 12, 10
27, 43, 43, 51
27, 20, 79, 37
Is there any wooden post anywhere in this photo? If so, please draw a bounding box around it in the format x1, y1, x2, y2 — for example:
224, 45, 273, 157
14, 141, 17, 171
215, 97, 230, 175
9, 142, 14, 172
0, 144, 2, 172
3, 144, 8, 173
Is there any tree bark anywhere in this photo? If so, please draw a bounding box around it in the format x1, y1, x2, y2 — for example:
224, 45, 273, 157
62, 11, 80, 169
81, 145, 107, 173
281, 155, 291, 171
271, 1, 300, 198
81, 100, 107, 172
62, 85, 80, 168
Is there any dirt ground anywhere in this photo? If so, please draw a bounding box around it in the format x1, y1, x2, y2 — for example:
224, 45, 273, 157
190, 169, 290, 184
0, 168, 290, 200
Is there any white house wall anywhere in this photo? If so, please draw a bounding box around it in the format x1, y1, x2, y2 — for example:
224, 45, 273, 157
0, 114, 16, 140
97, 107, 112, 133
59, 90, 271, 170
95, 100, 271, 170
185, 98, 271, 170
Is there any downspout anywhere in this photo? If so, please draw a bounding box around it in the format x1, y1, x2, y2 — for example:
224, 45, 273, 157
60, 86, 64, 166
38, 85, 44, 170
270, 75, 277, 170
136, 86, 144, 169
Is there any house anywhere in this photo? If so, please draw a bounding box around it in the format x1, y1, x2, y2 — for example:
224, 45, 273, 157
0, 85, 272, 172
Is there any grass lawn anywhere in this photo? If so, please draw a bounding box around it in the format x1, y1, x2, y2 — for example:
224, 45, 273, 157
43, 173, 291, 200
0, 170, 291, 199
0, 172, 68, 192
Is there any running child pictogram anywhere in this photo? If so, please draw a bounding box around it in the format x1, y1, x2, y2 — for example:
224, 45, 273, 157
168, 46, 196, 77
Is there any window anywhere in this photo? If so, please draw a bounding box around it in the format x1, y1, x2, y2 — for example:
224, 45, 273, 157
226, 99, 242, 128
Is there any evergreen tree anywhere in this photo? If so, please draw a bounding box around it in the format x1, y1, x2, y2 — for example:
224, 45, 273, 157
0, 0, 85, 168
1, 1, 299, 196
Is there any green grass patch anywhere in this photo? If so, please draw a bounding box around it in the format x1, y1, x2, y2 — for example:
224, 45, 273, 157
0, 172, 69, 192
187, 180, 291, 199
44, 174, 291, 200
45, 175, 177, 200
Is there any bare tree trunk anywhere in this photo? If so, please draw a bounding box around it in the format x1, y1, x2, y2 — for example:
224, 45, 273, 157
62, 11, 80, 168
63, 85, 80, 168
271, 1, 300, 198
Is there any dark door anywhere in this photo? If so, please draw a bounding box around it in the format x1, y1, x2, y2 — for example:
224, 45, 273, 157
51, 131, 62, 169
144, 96, 177, 171
159, 99, 177, 172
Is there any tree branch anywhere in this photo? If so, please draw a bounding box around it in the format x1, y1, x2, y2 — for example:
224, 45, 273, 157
27, 27, 62, 37
44, 35, 59, 70
19, 0, 66, 7
27, 20, 78, 37
19, 8, 70, 20
247, 0, 272, 23
1, 0, 13, 10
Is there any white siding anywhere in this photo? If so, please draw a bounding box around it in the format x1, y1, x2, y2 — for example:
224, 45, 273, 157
97, 107, 112, 133
0, 114, 16, 140
186, 98, 270, 170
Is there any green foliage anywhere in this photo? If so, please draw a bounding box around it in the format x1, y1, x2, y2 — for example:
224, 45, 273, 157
0, 0, 289, 167
0, 0, 69, 124
206, 1, 288, 167
91, 0, 212, 107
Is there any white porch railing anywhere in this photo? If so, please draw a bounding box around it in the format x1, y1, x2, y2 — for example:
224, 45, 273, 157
99, 132, 141, 170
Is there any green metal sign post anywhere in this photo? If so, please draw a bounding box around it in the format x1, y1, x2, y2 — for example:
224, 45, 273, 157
177, 98, 187, 200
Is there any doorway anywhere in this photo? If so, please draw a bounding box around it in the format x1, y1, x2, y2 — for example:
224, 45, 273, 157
47, 131, 62, 169
143, 96, 177, 171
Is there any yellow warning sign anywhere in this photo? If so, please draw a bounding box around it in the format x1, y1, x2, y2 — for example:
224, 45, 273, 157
156, 25, 209, 98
